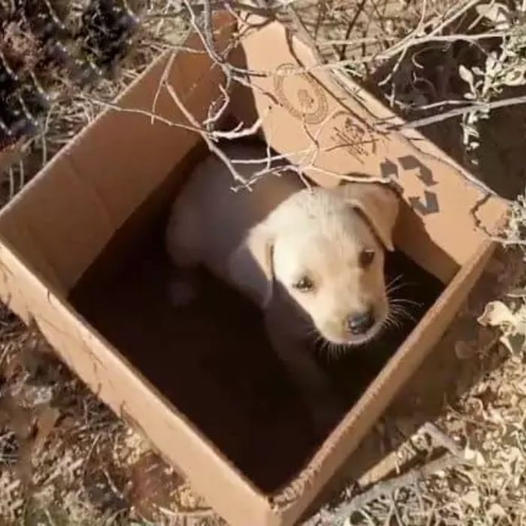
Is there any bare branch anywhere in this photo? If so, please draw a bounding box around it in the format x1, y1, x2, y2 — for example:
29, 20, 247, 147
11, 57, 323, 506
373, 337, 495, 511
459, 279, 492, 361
388, 94, 526, 130
163, 79, 251, 186
304, 453, 467, 526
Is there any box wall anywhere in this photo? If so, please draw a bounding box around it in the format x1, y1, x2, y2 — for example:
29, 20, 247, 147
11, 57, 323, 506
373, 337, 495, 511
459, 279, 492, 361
0, 237, 279, 526
0, 28, 228, 293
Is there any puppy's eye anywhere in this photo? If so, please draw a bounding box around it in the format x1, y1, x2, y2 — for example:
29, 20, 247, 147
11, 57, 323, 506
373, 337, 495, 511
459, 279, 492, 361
359, 249, 375, 268
293, 276, 314, 292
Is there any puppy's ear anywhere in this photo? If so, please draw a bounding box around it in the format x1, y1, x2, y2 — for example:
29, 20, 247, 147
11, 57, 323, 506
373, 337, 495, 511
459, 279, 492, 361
339, 182, 399, 251
228, 223, 274, 307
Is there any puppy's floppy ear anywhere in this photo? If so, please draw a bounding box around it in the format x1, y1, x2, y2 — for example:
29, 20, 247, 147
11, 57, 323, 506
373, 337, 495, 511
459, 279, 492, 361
228, 222, 274, 308
339, 182, 399, 251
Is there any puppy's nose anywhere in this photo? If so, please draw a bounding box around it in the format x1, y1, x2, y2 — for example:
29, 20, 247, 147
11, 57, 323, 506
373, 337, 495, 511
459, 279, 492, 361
347, 309, 375, 335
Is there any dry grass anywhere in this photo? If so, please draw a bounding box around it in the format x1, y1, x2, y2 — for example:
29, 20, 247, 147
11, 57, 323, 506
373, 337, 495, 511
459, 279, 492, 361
2, 1, 526, 525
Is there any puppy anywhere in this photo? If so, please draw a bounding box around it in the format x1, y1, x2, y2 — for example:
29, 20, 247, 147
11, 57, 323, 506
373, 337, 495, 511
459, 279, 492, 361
166, 143, 399, 428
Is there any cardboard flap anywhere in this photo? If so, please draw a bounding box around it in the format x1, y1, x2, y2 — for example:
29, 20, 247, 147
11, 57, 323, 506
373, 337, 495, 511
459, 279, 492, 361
0, 15, 234, 292
231, 20, 507, 283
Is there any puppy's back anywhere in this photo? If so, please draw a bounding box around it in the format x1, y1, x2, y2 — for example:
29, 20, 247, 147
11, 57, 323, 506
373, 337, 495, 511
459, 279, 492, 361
166, 143, 302, 276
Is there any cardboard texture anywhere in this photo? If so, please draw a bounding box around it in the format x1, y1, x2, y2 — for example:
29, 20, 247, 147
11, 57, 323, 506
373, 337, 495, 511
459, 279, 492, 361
0, 12, 508, 526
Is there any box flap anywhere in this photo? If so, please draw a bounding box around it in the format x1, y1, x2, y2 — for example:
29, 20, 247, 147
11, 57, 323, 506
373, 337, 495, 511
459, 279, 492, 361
231, 20, 507, 283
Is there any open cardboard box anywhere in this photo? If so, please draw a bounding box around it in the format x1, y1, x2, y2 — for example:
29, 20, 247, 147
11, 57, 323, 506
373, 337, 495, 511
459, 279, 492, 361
0, 12, 508, 526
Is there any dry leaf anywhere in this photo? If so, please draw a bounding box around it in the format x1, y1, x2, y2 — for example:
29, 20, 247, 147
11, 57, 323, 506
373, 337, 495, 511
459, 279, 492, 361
475, 3, 511, 29
462, 489, 481, 508
487, 503, 507, 518
503, 333, 526, 353
459, 65, 475, 87
504, 67, 526, 87
478, 301, 516, 329
464, 446, 486, 466
33, 406, 60, 453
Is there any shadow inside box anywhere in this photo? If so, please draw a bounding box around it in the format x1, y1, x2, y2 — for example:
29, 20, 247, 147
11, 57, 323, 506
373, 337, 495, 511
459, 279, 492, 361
70, 228, 444, 494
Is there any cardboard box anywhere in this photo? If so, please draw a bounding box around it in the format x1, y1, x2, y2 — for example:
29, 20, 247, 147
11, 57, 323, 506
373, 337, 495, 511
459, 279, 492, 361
0, 13, 507, 526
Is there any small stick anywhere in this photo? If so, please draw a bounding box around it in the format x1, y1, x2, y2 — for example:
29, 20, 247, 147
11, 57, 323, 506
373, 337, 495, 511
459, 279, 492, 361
388, 94, 526, 130
163, 80, 250, 187
304, 453, 464, 526
420, 422, 463, 456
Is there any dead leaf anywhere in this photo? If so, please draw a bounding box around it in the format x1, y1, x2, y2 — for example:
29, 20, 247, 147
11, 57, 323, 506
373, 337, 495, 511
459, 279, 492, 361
462, 489, 481, 508
487, 503, 507, 518
459, 65, 475, 88
0, 393, 33, 439
129, 451, 183, 521
478, 301, 516, 329
33, 406, 60, 454
503, 333, 526, 353
475, 2, 511, 30
464, 446, 486, 466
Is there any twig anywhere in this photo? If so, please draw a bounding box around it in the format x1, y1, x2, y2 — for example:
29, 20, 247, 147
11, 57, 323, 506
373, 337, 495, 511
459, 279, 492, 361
182, 0, 265, 78
157, 505, 216, 519
338, 0, 368, 60
432, 0, 482, 36
44, 509, 57, 526
86, 97, 204, 134
151, 52, 177, 124
389, 94, 526, 130
379, 0, 427, 88
319, 31, 506, 47
163, 79, 250, 186
420, 422, 463, 456
146, 0, 275, 19
287, 5, 326, 65
304, 453, 465, 526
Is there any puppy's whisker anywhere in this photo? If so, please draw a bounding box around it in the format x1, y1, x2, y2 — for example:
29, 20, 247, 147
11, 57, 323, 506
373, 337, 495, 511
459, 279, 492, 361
385, 275, 409, 294
390, 302, 414, 315
313, 333, 325, 349
384, 312, 402, 330
386, 282, 411, 295
388, 303, 417, 324
390, 298, 423, 308
386, 274, 404, 289
386, 275, 419, 296
385, 298, 417, 328
327, 341, 347, 361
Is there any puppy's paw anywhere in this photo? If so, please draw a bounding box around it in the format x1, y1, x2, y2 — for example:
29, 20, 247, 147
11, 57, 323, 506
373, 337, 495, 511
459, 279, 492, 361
168, 279, 198, 307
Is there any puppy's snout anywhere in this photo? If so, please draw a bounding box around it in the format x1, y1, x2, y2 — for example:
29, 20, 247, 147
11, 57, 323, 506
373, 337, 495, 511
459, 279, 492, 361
346, 309, 375, 335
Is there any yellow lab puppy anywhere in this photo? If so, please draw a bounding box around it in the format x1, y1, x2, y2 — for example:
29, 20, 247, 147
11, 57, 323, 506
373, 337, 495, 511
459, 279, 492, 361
166, 143, 399, 428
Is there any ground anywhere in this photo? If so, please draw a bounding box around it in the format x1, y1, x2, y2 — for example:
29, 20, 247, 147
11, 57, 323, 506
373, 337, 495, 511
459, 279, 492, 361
1, 1, 526, 525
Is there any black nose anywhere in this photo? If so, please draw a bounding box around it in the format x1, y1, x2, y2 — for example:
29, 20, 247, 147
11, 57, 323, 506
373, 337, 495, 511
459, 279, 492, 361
347, 309, 375, 335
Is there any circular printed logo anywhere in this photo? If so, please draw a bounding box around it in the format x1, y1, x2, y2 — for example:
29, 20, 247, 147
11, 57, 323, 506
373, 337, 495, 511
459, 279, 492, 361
273, 63, 329, 125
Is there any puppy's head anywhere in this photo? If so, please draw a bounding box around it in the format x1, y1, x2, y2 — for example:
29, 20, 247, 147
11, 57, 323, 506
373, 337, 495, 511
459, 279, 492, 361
229, 182, 399, 346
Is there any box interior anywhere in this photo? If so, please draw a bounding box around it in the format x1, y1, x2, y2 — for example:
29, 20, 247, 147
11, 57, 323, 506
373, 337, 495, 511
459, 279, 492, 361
69, 138, 444, 494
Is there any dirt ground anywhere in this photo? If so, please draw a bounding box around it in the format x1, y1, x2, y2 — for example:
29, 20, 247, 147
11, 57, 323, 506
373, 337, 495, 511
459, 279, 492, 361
2, 1, 526, 525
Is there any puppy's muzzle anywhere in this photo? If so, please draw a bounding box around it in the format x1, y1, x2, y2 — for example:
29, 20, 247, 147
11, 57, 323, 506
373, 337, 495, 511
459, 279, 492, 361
346, 308, 375, 335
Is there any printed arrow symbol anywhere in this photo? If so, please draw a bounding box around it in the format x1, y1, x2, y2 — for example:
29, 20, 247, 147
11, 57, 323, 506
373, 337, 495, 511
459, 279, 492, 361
380, 158, 399, 179
409, 191, 439, 215
398, 155, 437, 187
379, 158, 403, 193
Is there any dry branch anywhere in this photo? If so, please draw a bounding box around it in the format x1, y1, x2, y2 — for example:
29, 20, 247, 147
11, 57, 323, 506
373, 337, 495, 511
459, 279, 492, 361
389, 94, 526, 130
304, 453, 466, 526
